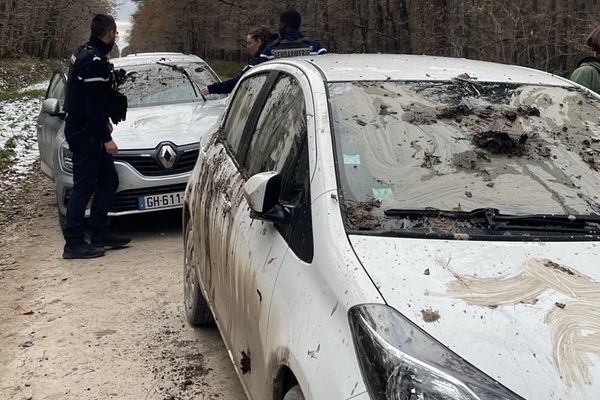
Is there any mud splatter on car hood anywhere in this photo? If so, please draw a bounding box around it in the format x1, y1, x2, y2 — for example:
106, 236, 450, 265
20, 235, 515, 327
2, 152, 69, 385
349, 235, 600, 399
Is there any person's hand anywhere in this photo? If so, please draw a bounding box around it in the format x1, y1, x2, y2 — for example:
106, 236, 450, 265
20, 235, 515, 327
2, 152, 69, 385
104, 140, 118, 156
200, 86, 210, 96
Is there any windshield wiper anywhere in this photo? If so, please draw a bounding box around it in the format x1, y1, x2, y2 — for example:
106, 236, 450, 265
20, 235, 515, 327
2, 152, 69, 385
384, 207, 600, 234
156, 62, 207, 101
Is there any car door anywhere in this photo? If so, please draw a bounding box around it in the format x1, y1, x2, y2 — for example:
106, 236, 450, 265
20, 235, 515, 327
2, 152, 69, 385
37, 72, 66, 176
195, 71, 270, 341
227, 71, 315, 398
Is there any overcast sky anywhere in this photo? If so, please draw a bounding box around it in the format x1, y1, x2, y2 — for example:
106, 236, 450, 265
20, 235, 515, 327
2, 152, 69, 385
116, 0, 137, 20
115, 0, 137, 53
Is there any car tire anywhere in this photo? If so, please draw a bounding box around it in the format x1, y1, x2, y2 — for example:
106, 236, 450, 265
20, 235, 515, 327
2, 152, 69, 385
183, 221, 215, 326
283, 386, 305, 400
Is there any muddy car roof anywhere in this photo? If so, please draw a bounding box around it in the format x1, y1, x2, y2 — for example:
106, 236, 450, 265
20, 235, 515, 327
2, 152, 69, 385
111, 53, 206, 68
292, 54, 575, 87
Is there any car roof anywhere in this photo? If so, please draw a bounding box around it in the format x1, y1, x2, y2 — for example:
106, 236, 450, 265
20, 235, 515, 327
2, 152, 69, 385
111, 52, 206, 68
283, 54, 575, 87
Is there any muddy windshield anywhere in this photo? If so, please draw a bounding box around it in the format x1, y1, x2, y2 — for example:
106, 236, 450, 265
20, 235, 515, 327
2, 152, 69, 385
329, 81, 600, 239
119, 62, 221, 107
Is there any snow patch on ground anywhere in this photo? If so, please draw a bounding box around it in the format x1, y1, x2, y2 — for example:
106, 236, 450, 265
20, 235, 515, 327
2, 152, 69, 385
0, 95, 43, 178
17, 80, 49, 93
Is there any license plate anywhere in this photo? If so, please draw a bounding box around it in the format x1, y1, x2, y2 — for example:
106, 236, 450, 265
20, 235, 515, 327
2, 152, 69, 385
138, 191, 184, 210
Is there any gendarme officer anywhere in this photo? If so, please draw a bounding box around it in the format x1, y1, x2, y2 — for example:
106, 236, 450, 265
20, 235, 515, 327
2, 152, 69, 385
62, 14, 130, 259
260, 9, 327, 61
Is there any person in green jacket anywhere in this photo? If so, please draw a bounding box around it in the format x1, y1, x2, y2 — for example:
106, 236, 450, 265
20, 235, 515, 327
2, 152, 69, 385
571, 24, 600, 94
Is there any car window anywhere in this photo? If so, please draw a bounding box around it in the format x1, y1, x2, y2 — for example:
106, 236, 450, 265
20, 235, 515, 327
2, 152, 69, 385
47, 73, 65, 102
245, 75, 305, 176
222, 73, 268, 156
245, 74, 313, 262
117, 62, 220, 107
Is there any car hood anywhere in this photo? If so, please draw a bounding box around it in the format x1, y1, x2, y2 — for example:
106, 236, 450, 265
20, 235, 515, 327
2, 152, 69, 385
349, 235, 600, 399
111, 100, 225, 150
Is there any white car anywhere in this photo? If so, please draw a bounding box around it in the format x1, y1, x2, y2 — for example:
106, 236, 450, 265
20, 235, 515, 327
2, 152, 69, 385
36, 52, 225, 223
183, 54, 600, 400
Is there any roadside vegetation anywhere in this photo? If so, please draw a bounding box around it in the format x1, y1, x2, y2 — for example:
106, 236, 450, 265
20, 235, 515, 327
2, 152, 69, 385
0, 0, 113, 60
204, 59, 243, 80
127, 0, 595, 76
0, 58, 58, 174
0, 90, 44, 173
0, 58, 64, 93
0, 89, 46, 103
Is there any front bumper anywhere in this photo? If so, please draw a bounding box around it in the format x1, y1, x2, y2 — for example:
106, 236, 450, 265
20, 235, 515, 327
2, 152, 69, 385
55, 161, 190, 217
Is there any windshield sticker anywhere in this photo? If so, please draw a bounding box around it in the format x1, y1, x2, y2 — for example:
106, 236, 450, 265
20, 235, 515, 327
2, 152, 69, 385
372, 187, 393, 200
343, 154, 361, 165
444, 258, 600, 388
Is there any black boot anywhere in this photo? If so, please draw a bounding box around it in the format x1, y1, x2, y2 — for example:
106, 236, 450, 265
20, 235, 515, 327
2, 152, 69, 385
63, 243, 106, 259
91, 232, 131, 249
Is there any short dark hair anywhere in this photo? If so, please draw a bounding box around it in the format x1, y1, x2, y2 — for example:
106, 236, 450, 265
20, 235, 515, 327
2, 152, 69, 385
280, 9, 301, 31
91, 14, 116, 38
587, 24, 600, 54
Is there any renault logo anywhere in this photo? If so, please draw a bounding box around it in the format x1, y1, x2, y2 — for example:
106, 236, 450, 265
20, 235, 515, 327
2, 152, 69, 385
158, 144, 177, 169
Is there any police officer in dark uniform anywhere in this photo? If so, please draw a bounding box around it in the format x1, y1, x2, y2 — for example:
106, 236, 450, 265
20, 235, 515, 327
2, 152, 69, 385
62, 14, 130, 259
200, 27, 272, 95
260, 9, 328, 61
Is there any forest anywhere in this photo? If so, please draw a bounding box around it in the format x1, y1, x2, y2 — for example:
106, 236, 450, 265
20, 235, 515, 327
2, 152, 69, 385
1, 0, 599, 76
126, 0, 600, 76
0, 0, 113, 59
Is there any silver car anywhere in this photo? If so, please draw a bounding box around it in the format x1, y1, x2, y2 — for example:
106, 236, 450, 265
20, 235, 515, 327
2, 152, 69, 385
37, 52, 225, 225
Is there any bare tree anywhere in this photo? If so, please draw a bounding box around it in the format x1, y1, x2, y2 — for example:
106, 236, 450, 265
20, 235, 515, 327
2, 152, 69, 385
125, 0, 599, 75
0, 0, 114, 59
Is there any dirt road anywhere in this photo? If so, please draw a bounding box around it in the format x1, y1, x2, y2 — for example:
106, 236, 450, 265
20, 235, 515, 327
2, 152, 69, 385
0, 169, 245, 400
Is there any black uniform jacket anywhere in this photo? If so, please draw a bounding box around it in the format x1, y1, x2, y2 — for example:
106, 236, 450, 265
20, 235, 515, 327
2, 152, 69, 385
63, 35, 114, 145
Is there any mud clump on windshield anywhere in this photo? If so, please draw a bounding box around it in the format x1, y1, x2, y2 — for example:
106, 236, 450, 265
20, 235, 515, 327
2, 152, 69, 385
421, 150, 442, 169
453, 150, 490, 171
437, 103, 472, 120
472, 131, 528, 156
517, 105, 541, 117
344, 198, 382, 230
379, 104, 398, 116
421, 308, 441, 322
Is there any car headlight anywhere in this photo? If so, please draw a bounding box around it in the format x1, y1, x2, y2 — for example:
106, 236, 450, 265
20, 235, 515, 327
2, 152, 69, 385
348, 304, 522, 400
60, 142, 73, 174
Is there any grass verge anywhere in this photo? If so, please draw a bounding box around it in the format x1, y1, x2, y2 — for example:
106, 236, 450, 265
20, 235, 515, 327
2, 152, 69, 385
0, 89, 46, 102
0, 57, 66, 93
206, 59, 244, 80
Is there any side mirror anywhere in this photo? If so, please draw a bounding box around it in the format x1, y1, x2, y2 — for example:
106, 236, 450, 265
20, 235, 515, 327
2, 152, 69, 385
42, 98, 61, 116
243, 172, 289, 224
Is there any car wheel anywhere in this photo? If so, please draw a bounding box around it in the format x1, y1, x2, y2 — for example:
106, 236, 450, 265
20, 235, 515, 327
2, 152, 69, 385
283, 385, 304, 400
183, 221, 214, 326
